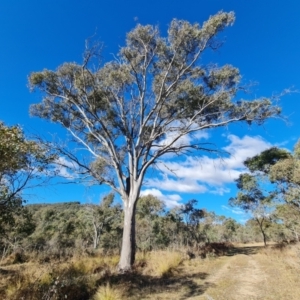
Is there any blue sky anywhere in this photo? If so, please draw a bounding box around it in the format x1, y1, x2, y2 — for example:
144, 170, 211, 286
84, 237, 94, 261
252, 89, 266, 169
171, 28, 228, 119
1, 0, 300, 221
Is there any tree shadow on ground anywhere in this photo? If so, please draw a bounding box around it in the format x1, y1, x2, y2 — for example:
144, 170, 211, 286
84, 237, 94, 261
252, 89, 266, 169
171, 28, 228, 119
99, 268, 214, 299
226, 245, 265, 256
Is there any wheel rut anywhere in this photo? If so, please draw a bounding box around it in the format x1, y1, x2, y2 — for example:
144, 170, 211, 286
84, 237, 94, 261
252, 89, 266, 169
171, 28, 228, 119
203, 252, 268, 300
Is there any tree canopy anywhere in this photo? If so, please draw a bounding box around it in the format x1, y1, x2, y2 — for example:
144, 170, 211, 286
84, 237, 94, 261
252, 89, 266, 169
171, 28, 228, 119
230, 167, 274, 246
240, 143, 300, 210
230, 142, 300, 245
29, 12, 280, 200
0, 122, 55, 208
0, 122, 55, 243
28, 11, 282, 270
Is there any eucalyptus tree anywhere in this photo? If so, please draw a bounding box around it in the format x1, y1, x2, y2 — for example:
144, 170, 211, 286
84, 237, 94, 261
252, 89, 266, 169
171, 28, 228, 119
229, 147, 290, 246
85, 193, 122, 249
136, 195, 166, 251
29, 12, 281, 270
230, 173, 273, 246
261, 140, 300, 241
273, 203, 300, 242
270, 140, 300, 210
180, 199, 205, 246
0, 122, 55, 231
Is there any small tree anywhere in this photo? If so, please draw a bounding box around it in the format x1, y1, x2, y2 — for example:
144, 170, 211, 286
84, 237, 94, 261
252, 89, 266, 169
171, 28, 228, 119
180, 199, 205, 246
136, 195, 165, 251
229, 147, 289, 246
0, 207, 36, 258
29, 12, 281, 270
0, 122, 54, 233
85, 193, 122, 249
273, 203, 300, 242
270, 140, 300, 210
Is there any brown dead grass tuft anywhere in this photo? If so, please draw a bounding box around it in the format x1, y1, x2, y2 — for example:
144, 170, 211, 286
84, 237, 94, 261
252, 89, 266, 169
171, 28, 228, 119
143, 250, 183, 277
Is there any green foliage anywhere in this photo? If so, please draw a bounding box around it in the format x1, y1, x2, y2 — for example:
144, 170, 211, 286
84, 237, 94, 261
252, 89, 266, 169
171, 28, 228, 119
272, 203, 300, 242
85, 193, 123, 250
179, 199, 205, 246
242, 142, 300, 210
27, 202, 84, 250
230, 154, 277, 246
244, 147, 291, 173
0, 206, 36, 253
136, 195, 169, 250
4, 193, 299, 258
0, 122, 56, 251
230, 173, 273, 213
0, 195, 252, 257
270, 154, 300, 210
0, 122, 55, 175
137, 195, 165, 218
294, 139, 300, 159
230, 139, 300, 245
18, 198, 123, 255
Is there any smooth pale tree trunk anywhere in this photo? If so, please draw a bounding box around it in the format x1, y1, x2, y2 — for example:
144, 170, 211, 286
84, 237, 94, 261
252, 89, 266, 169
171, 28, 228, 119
93, 222, 99, 249
118, 200, 137, 271
93, 222, 103, 249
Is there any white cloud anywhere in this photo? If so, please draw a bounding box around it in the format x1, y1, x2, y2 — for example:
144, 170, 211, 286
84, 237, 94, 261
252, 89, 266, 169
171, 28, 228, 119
221, 205, 250, 224
194, 131, 210, 140
147, 177, 207, 193
147, 134, 272, 195
54, 156, 78, 180
151, 122, 209, 159
222, 205, 245, 215
162, 130, 208, 148
140, 188, 182, 208
222, 134, 272, 169
210, 187, 231, 195
55, 156, 77, 169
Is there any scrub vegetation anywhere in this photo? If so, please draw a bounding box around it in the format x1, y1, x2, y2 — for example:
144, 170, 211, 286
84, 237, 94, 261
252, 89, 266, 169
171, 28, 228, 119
0, 191, 300, 299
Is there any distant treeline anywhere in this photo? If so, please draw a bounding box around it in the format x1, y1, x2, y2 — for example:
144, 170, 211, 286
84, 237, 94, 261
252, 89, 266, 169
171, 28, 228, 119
1, 194, 299, 260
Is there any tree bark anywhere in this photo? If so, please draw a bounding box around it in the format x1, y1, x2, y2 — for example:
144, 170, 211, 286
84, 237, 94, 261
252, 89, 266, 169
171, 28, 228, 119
262, 230, 267, 247
118, 200, 137, 272
93, 222, 98, 249
93, 222, 102, 249
256, 218, 267, 247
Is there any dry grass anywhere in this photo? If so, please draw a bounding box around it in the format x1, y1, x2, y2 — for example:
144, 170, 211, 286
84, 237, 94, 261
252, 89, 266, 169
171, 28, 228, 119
143, 250, 183, 277
93, 283, 124, 300
0, 247, 227, 300
254, 243, 300, 300
0, 252, 121, 300
1, 244, 299, 299
69, 253, 120, 275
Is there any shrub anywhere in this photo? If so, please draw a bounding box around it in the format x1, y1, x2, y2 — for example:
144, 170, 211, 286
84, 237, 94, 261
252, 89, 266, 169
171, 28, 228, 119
198, 242, 233, 258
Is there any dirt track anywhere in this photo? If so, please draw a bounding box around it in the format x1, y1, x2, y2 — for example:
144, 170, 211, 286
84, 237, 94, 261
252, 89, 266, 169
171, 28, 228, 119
201, 251, 267, 299
192, 244, 300, 300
